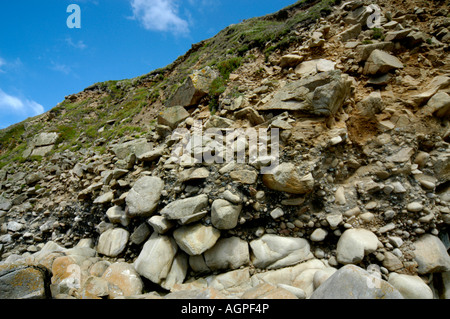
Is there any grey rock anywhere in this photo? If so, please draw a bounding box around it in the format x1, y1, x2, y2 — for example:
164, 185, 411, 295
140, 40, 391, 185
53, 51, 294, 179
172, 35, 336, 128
106, 206, 130, 227
355, 42, 394, 62
161, 252, 188, 291
126, 176, 164, 218
32, 132, 59, 147
311, 228, 328, 242
173, 223, 221, 256
422, 92, 450, 118
413, 234, 450, 274
250, 235, 313, 269
101, 262, 144, 297
204, 237, 250, 271
6, 221, 24, 232
310, 265, 404, 299
279, 54, 304, 68
336, 229, 380, 265
229, 170, 258, 185
386, 147, 414, 163
137, 147, 165, 162
93, 192, 114, 205
344, 6, 372, 25
0, 197, 12, 211
158, 105, 190, 129
25, 172, 44, 185
204, 115, 235, 129
179, 167, 210, 182
160, 194, 209, 225
130, 223, 151, 245
262, 163, 314, 195
259, 70, 353, 117
147, 215, 175, 234
167, 66, 218, 107
363, 50, 404, 75
97, 228, 129, 258
111, 138, 152, 160
134, 233, 178, 285
211, 199, 242, 230
357, 91, 384, 116
338, 23, 362, 42
410, 76, 450, 107
0, 264, 48, 299
407, 202, 423, 212
388, 273, 433, 299
384, 29, 412, 42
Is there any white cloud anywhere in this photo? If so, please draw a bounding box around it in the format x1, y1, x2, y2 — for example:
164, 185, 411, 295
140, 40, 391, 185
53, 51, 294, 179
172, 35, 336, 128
0, 89, 44, 117
50, 61, 72, 75
130, 0, 190, 35
0, 57, 6, 73
65, 37, 87, 50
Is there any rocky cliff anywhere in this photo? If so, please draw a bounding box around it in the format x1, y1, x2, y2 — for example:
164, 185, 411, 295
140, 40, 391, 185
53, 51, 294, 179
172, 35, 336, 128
0, 0, 449, 300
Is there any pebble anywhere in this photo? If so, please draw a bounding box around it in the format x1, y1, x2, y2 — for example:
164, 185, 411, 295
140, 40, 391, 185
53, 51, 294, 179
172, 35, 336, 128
311, 228, 328, 242
407, 202, 424, 212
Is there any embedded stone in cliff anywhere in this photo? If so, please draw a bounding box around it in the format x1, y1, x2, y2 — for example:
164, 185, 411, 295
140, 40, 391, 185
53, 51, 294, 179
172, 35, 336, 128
279, 54, 304, 68
0, 264, 48, 299
111, 138, 153, 160
126, 176, 164, 218
211, 199, 243, 230
363, 50, 404, 75
167, 66, 219, 107
204, 237, 250, 271
133, 233, 178, 285
249, 235, 313, 270
101, 262, 143, 298
24, 132, 60, 158
258, 70, 353, 117
413, 234, 450, 274
160, 194, 209, 225
336, 229, 380, 265
421, 91, 450, 118
310, 265, 403, 299
158, 105, 190, 129
262, 163, 314, 194
96, 228, 129, 258
338, 23, 362, 42
173, 223, 221, 256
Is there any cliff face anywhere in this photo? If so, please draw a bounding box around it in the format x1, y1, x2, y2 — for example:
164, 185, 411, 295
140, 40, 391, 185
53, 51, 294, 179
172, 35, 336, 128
0, 0, 449, 300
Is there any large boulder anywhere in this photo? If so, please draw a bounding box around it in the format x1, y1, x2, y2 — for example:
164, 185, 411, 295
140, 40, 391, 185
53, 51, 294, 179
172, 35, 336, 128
158, 105, 190, 129
167, 67, 219, 107
133, 233, 178, 285
420, 92, 450, 118
310, 265, 404, 299
160, 194, 209, 225
101, 262, 143, 298
126, 176, 164, 218
262, 163, 314, 195
336, 229, 380, 265
96, 228, 129, 258
413, 234, 450, 274
363, 50, 404, 75
173, 223, 221, 256
249, 235, 313, 269
111, 138, 152, 160
211, 199, 242, 230
204, 237, 250, 271
0, 197, 12, 211
388, 273, 433, 299
258, 70, 353, 117
0, 264, 48, 299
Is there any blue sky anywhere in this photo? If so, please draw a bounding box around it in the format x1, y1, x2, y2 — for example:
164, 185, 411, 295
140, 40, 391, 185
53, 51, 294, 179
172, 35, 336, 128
0, 0, 296, 129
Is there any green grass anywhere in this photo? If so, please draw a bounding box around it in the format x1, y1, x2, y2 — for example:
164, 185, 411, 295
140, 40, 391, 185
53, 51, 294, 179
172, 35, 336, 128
372, 28, 385, 40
